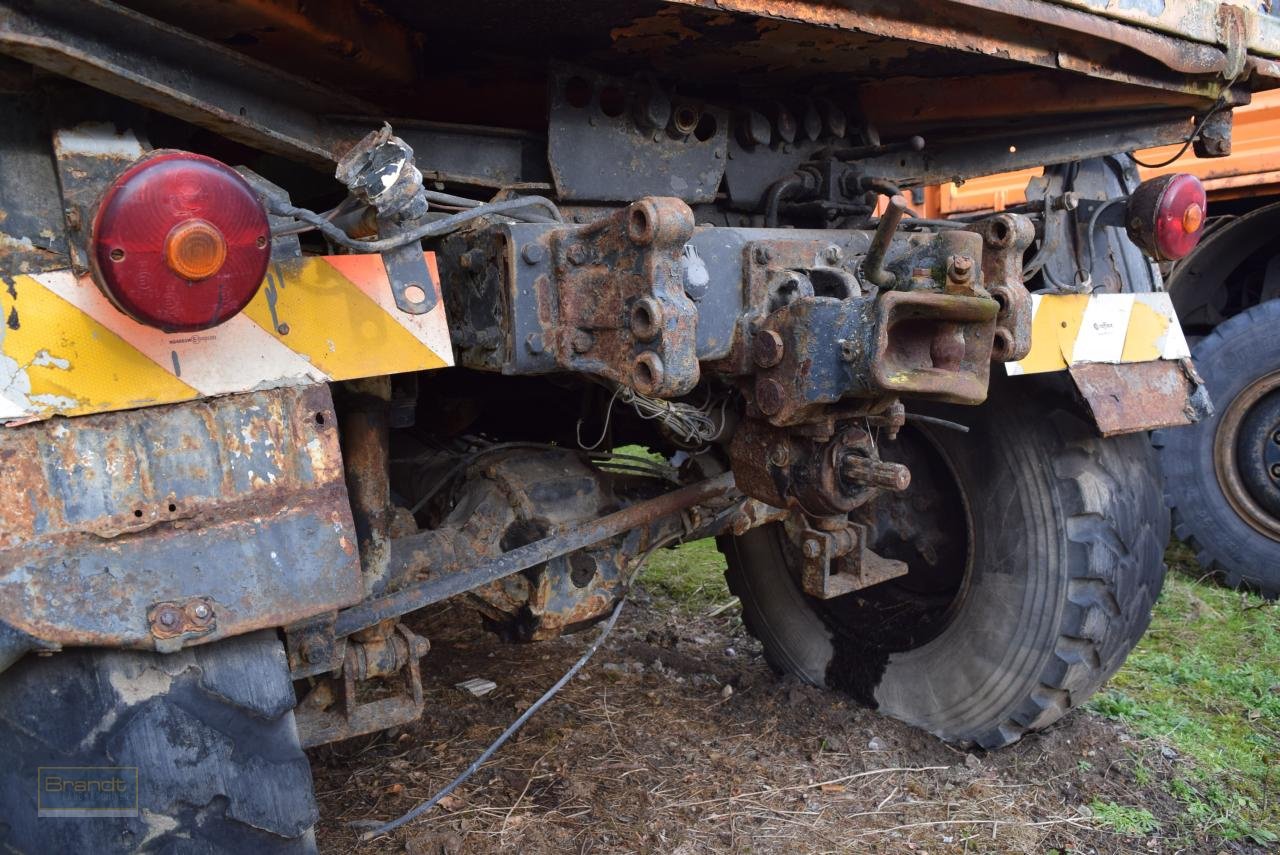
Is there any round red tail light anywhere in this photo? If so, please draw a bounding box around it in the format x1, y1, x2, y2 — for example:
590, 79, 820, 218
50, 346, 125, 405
91, 151, 270, 332
1125, 173, 1207, 263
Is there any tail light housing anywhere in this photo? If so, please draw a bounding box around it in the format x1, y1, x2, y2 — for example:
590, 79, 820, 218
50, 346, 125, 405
90, 151, 271, 332
1125, 173, 1206, 262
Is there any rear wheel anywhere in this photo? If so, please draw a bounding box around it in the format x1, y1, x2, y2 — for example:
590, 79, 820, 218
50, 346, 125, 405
1155, 299, 1280, 597
0, 631, 318, 854
720, 378, 1168, 748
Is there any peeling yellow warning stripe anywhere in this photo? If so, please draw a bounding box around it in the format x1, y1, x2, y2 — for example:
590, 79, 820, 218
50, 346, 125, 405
1006, 292, 1190, 376
1, 254, 452, 424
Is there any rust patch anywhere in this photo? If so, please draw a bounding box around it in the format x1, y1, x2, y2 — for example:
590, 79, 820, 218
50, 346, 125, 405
1070, 359, 1206, 436
0, 384, 362, 651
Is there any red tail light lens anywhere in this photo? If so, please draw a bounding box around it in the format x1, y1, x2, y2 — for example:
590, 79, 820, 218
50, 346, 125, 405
91, 151, 270, 332
1125, 173, 1207, 262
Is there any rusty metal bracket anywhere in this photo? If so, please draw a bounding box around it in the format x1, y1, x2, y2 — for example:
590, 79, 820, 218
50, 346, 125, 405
965, 213, 1034, 362
552, 198, 699, 396
786, 517, 908, 599
749, 289, 998, 426
295, 623, 429, 748
547, 65, 728, 203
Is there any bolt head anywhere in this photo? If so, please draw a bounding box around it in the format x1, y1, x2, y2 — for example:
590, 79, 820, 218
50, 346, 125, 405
156, 609, 178, 628
521, 243, 545, 265
191, 602, 212, 621
566, 244, 588, 265
1271, 463, 1280, 480
752, 245, 773, 265
752, 329, 785, 368
571, 330, 594, 353
756, 378, 785, 416
300, 638, 327, 664
824, 245, 842, 264
802, 540, 821, 559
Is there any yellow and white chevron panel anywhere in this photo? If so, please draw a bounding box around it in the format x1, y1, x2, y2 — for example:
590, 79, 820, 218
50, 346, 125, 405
1005, 292, 1191, 376
0, 254, 452, 425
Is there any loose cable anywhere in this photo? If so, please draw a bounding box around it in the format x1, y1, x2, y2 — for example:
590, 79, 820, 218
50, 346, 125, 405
355, 518, 700, 843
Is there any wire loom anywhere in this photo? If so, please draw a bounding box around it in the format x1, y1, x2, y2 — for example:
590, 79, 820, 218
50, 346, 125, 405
578, 381, 729, 451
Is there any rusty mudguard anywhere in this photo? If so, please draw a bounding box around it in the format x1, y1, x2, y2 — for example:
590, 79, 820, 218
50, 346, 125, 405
0, 384, 362, 660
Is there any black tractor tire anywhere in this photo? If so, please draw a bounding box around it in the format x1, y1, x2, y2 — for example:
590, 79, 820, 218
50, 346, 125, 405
1154, 299, 1280, 597
0, 630, 318, 854
720, 377, 1168, 748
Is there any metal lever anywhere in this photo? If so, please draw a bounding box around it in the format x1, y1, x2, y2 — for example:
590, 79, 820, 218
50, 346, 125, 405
862, 194, 909, 288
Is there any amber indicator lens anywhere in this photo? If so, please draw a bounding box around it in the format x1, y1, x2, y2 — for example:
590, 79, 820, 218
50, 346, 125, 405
1181, 202, 1204, 235
164, 219, 228, 281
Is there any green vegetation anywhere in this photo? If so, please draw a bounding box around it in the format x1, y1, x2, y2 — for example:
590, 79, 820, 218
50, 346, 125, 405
1088, 800, 1161, 837
1089, 541, 1280, 845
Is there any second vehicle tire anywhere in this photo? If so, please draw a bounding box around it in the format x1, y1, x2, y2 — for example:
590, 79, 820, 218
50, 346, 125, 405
720, 376, 1169, 748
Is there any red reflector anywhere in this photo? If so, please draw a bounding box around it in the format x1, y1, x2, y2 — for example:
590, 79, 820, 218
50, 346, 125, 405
1125, 173, 1207, 263
90, 151, 270, 332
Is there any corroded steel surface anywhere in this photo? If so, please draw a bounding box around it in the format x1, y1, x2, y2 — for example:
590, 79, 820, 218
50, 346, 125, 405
0, 384, 363, 651
1070, 359, 1209, 437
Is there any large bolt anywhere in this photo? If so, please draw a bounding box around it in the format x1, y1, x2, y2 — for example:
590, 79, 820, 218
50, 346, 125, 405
755, 378, 786, 416
571, 330, 594, 353
802, 539, 822, 559
752, 329, 785, 368
155, 607, 179, 629
521, 243, 545, 265
752, 245, 773, 265
566, 244, 588, 266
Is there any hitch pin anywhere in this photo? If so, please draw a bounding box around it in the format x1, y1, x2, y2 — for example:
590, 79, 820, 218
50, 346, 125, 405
863, 194, 909, 288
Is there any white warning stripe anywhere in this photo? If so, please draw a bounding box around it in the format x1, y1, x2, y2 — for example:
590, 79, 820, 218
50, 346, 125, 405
35, 270, 328, 395
1073, 293, 1134, 364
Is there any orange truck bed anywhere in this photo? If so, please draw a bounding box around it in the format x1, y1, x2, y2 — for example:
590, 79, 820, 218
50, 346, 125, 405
923, 89, 1280, 215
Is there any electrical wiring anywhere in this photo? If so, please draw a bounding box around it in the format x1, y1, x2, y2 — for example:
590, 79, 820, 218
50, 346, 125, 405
268, 195, 562, 251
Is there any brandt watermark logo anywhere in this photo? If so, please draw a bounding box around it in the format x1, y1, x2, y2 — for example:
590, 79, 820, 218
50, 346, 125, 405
37, 767, 139, 818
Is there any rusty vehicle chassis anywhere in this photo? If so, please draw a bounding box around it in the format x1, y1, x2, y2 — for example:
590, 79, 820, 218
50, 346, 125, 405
0, 0, 1273, 746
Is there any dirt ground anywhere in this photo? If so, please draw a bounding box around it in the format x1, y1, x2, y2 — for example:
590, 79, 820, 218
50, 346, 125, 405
310, 583, 1267, 855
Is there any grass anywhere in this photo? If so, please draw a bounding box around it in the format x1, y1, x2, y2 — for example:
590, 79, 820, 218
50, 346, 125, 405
640, 535, 1280, 845
1090, 541, 1280, 845
1087, 800, 1161, 837
640, 537, 731, 613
